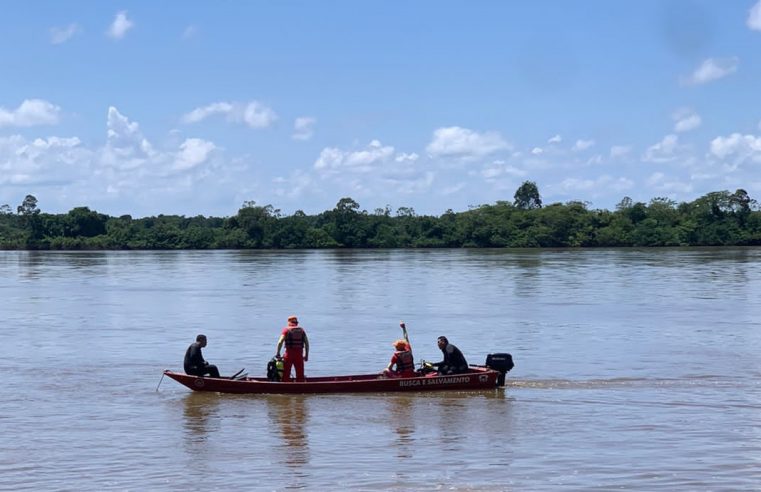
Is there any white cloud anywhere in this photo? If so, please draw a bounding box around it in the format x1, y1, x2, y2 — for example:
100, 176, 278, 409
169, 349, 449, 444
345, 140, 394, 167
748, 1, 761, 31
50, 23, 80, 45
586, 154, 604, 165
310, 139, 435, 200
0, 108, 259, 216
292, 116, 316, 141
643, 134, 680, 162
86, 107, 229, 213
531, 147, 544, 155
314, 140, 395, 173
426, 126, 509, 160
394, 171, 435, 194
709, 133, 761, 164
181, 101, 277, 128
480, 160, 526, 180
181, 102, 234, 124
243, 102, 277, 128
572, 139, 595, 151
273, 170, 313, 198
106, 107, 145, 147
102, 107, 155, 170
395, 152, 419, 163
0, 99, 61, 127
0, 135, 91, 186
557, 175, 634, 193
313, 147, 343, 171
610, 145, 631, 158
645, 172, 693, 193
672, 108, 702, 132
174, 138, 216, 171
682, 57, 738, 86
102, 106, 218, 177
107, 11, 134, 40
547, 134, 562, 144
646, 135, 689, 163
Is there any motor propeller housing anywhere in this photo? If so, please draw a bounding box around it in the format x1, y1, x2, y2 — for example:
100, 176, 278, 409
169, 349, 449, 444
485, 353, 514, 387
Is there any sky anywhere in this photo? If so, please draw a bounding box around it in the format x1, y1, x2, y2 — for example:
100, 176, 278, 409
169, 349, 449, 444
1, 0, 761, 218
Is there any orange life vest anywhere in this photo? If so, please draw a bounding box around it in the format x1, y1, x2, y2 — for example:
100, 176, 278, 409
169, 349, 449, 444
395, 350, 414, 372
284, 326, 305, 349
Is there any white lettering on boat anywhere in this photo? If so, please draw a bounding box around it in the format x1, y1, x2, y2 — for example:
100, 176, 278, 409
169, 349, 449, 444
399, 376, 471, 387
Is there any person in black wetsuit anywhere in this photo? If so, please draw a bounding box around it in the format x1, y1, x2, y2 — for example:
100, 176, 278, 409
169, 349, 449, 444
432, 336, 469, 375
183, 334, 220, 378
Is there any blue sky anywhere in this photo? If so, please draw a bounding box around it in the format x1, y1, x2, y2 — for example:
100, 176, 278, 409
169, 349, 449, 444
1, 1, 761, 217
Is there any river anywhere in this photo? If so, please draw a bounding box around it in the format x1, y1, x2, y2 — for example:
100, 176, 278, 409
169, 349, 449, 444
1, 248, 760, 490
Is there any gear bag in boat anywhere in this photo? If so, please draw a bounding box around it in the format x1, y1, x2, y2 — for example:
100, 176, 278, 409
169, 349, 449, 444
267, 357, 284, 381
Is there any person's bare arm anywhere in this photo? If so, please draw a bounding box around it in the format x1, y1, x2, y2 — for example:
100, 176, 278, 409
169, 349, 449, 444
276, 334, 285, 357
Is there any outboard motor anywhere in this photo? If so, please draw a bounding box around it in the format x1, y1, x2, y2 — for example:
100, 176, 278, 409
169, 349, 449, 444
485, 353, 514, 387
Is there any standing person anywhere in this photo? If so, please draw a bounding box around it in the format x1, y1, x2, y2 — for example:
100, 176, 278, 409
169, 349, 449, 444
275, 315, 309, 382
183, 334, 221, 378
431, 336, 469, 375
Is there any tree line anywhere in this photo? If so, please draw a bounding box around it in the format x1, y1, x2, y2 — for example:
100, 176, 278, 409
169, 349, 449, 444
1, 182, 760, 250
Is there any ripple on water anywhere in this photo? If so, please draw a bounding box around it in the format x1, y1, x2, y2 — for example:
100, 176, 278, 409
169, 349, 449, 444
2, 249, 761, 489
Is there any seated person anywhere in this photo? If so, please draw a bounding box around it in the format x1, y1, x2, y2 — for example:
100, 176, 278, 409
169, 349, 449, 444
383, 339, 416, 378
431, 336, 468, 375
183, 334, 221, 378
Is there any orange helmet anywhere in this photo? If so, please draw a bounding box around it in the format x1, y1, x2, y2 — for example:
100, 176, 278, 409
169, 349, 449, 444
393, 339, 408, 350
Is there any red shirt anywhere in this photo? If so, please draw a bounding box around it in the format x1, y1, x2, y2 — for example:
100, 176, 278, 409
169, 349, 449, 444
390, 351, 415, 376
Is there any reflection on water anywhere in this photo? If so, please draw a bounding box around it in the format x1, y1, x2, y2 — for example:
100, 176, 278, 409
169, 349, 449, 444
182, 392, 221, 457
267, 395, 310, 472
15, 250, 47, 280
436, 396, 472, 455
385, 394, 416, 460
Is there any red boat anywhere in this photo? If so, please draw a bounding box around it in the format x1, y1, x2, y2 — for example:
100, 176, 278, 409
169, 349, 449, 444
163, 353, 514, 394
164, 366, 502, 394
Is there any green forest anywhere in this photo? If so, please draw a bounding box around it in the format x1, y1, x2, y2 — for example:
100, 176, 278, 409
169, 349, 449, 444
2, 182, 760, 249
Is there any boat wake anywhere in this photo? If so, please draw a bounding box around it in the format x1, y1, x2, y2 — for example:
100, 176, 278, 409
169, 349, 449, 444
506, 375, 741, 390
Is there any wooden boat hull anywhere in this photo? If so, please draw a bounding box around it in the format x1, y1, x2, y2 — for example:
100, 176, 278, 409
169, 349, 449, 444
163, 366, 501, 394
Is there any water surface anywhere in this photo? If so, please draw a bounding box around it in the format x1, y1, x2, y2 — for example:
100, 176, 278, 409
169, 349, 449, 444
1, 248, 760, 490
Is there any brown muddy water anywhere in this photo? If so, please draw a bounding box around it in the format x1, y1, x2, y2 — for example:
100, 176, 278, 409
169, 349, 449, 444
1, 248, 760, 490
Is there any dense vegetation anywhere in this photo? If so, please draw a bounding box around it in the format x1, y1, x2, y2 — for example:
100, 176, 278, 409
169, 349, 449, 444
2, 182, 761, 249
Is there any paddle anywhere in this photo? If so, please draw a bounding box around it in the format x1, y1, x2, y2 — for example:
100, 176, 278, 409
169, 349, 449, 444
155, 371, 166, 391
400, 321, 411, 349
398, 321, 436, 374
398, 324, 437, 373
228, 367, 246, 380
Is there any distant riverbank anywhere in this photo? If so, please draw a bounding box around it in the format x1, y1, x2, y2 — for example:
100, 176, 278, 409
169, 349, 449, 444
2, 190, 760, 250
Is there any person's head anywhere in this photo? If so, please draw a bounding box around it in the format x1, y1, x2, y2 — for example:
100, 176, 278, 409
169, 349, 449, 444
437, 336, 448, 350
196, 334, 207, 347
393, 339, 408, 351
287, 315, 298, 326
